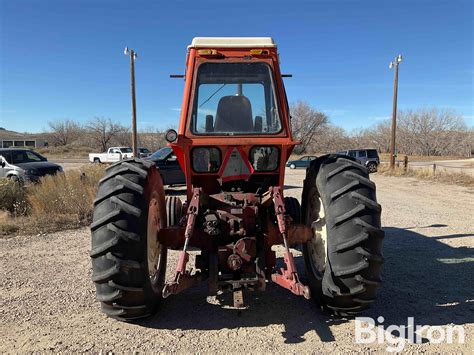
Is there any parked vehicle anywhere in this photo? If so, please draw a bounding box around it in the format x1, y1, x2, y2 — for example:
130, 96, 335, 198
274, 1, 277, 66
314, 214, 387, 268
88, 147, 133, 163
144, 147, 185, 185
337, 149, 380, 173
0, 148, 63, 183
138, 147, 152, 158
286, 155, 317, 169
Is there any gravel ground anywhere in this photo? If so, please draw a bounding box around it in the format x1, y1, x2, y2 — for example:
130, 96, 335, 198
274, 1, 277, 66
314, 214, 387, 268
1, 169, 473, 352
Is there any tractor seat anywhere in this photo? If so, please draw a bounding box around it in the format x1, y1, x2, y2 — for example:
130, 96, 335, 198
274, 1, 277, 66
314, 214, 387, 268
214, 95, 254, 132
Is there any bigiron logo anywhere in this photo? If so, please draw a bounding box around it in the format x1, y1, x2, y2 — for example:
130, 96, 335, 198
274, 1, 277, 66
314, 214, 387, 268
355, 316, 465, 352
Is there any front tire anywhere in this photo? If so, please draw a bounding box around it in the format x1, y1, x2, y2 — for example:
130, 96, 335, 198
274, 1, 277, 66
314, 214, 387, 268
302, 155, 384, 315
290, 163, 296, 169
90, 158, 167, 321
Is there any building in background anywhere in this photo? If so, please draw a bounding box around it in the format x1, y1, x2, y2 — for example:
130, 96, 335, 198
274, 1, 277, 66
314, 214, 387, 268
0, 128, 48, 148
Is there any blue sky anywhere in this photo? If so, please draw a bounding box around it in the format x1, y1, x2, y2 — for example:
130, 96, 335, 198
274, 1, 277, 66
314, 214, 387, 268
0, 0, 472, 133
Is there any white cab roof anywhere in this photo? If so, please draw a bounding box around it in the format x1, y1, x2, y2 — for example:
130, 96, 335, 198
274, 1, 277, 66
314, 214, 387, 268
188, 37, 276, 49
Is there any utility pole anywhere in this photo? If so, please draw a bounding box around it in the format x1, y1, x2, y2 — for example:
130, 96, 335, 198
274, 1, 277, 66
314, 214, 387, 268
389, 54, 403, 169
124, 47, 138, 158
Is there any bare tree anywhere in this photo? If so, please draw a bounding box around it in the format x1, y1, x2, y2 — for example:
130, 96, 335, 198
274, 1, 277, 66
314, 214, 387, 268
290, 101, 328, 154
86, 117, 127, 152
397, 108, 468, 156
138, 127, 168, 152
350, 108, 470, 157
48, 119, 83, 146
112, 126, 132, 147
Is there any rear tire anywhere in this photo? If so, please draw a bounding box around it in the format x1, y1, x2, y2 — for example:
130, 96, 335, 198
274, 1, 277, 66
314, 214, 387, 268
301, 155, 384, 315
165, 196, 183, 226
90, 158, 167, 321
93, 158, 101, 164
290, 163, 296, 169
285, 196, 302, 249
284, 196, 301, 223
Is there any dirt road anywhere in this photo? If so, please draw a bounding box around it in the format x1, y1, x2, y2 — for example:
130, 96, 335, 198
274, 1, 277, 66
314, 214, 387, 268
1, 170, 472, 352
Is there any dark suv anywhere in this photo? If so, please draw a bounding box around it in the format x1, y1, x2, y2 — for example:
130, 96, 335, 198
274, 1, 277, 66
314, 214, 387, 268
337, 149, 380, 173
0, 149, 63, 182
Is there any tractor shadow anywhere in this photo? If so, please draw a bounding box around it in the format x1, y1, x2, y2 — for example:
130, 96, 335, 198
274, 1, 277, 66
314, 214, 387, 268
138, 227, 473, 344
364, 227, 474, 331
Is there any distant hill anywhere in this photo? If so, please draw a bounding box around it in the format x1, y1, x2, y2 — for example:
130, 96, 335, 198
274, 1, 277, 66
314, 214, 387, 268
0, 128, 47, 139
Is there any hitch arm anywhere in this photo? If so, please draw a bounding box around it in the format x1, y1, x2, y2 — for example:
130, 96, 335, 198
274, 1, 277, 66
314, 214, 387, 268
269, 186, 310, 299
162, 188, 202, 297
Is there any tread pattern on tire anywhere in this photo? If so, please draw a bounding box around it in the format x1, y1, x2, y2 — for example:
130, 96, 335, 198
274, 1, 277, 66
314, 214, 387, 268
302, 154, 384, 316
90, 158, 165, 321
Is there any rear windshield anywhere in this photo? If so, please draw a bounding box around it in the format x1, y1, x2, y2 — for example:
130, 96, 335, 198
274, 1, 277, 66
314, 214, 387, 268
367, 150, 379, 158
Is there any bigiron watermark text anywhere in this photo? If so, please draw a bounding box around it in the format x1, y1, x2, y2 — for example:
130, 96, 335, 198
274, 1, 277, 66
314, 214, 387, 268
355, 316, 465, 352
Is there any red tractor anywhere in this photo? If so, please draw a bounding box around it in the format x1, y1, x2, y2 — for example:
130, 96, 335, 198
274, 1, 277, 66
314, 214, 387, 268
90, 37, 383, 320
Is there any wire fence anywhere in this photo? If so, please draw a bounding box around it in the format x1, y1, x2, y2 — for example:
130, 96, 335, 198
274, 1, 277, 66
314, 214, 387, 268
380, 160, 474, 174
407, 163, 473, 170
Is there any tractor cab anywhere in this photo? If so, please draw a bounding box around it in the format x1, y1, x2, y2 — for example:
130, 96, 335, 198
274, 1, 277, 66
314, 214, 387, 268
167, 38, 298, 197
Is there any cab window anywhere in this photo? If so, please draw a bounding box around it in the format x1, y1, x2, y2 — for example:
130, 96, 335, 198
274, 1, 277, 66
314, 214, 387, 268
190, 62, 281, 135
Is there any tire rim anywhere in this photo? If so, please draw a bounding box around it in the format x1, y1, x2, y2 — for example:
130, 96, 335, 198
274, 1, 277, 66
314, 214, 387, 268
307, 193, 328, 277
147, 198, 164, 289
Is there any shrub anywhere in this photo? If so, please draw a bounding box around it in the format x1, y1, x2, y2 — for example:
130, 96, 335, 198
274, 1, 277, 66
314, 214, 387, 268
0, 178, 30, 216
27, 165, 105, 229
0, 211, 19, 236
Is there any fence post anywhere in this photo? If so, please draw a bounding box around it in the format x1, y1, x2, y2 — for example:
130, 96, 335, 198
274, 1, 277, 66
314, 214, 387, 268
403, 155, 408, 172
433, 163, 436, 175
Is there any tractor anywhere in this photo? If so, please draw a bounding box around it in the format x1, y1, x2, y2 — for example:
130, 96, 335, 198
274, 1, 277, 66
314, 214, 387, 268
90, 37, 384, 320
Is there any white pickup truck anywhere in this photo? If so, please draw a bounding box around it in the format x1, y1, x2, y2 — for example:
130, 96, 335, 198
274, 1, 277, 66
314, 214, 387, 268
89, 147, 134, 163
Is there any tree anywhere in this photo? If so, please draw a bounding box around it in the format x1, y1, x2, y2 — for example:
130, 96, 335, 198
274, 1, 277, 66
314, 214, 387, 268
397, 108, 468, 156
308, 124, 351, 153
350, 108, 470, 157
86, 117, 127, 152
138, 127, 168, 152
290, 101, 328, 154
48, 119, 82, 146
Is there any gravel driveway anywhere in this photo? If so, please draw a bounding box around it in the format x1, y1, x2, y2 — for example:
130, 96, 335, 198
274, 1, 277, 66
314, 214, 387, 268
1, 170, 472, 352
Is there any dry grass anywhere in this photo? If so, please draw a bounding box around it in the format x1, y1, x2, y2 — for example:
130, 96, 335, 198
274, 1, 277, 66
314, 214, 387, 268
0, 211, 19, 236
377, 164, 474, 188
0, 164, 106, 236
36, 145, 91, 159
378, 153, 465, 162
0, 178, 30, 216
